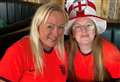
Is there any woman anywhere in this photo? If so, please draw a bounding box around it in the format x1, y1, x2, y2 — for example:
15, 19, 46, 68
65, 0, 120, 82
0, 3, 68, 82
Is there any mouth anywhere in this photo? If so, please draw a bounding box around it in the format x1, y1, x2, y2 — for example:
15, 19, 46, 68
81, 35, 89, 38
49, 38, 58, 43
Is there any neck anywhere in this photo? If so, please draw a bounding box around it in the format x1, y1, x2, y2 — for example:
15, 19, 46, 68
78, 44, 92, 54
43, 47, 53, 53
42, 44, 53, 53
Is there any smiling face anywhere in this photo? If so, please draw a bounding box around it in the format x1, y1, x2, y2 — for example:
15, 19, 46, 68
38, 11, 66, 49
72, 17, 96, 46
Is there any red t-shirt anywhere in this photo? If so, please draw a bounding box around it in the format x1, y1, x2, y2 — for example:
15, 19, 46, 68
0, 36, 68, 82
74, 39, 120, 81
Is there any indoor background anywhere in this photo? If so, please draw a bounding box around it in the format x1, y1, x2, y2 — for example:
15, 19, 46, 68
23, 0, 120, 23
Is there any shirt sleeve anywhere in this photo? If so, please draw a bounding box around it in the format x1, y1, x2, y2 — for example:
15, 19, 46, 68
103, 40, 120, 79
0, 44, 25, 82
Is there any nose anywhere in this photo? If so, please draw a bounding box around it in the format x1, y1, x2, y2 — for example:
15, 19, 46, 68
80, 27, 87, 32
52, 27, 59, 37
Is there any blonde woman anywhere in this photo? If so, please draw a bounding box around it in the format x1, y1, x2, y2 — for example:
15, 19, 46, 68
65, 0, 120, 82
0, 3, 68, 82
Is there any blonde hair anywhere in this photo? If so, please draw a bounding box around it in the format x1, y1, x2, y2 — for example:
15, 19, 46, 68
67, 21, 110, 81
30, 3, 68, 73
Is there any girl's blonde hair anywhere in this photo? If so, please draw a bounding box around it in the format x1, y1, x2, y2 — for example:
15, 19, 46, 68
67, 21, 111, 82
30, 3, 68, 73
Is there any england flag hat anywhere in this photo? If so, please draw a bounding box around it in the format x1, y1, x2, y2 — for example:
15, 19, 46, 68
64, 0, 107, 35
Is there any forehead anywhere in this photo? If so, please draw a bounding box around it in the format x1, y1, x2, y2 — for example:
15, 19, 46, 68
45, 11, 65, 24
74, 17, 94, 24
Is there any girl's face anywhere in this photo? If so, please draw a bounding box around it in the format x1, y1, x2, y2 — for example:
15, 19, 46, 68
72, 17, 96, 46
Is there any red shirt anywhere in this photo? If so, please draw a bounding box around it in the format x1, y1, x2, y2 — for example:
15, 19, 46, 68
0, 36, 68, 82
74, 39, 120, 81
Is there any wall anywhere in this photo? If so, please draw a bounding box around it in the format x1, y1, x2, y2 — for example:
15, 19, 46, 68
23, 0, 120, 23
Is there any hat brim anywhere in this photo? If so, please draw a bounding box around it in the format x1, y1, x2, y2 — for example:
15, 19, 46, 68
64, 16, 107, 35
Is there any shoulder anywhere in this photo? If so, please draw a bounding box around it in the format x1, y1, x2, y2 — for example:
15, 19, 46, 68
102, 38, 119, 51
102, 38, 120, 61
5, 35, 32, 57
8, 35, 31, 50
102, 39, 120, 78
1, 35, 33, 67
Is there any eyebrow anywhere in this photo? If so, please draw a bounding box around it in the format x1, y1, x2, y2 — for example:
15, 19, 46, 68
47, 23, 66, 26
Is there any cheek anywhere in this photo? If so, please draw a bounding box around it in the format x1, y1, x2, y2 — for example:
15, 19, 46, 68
38, 27, 48, 40
89, 31, 96, 40
39, 31, 45, 38
74, 32, 81, 41
59, 30, 64, 36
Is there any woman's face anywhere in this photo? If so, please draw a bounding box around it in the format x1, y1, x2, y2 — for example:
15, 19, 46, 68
38, 11, 65, 49
72, 17, 96, 46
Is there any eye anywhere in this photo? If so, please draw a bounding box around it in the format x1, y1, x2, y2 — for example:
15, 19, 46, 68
86, 24, 94, 30
73, 25, 81, 30
47, 24, 54, 29
58, 25, 64, 29
87, 24, 93, 27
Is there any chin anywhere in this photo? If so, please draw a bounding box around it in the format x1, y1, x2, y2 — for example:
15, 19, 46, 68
80, 42, 89, 45
48, 43, 56, 48
79, 40, 91, 45
79, 39, 90, 42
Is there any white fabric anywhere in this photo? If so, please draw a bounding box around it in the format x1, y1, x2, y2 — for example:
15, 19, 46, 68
64, 17, 107, 35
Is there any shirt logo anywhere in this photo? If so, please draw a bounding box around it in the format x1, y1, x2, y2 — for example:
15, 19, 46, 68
59, 65, 66, 75
29, 68, 35, 72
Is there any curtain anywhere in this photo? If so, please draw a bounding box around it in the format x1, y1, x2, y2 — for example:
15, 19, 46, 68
96, 0, 120, 22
